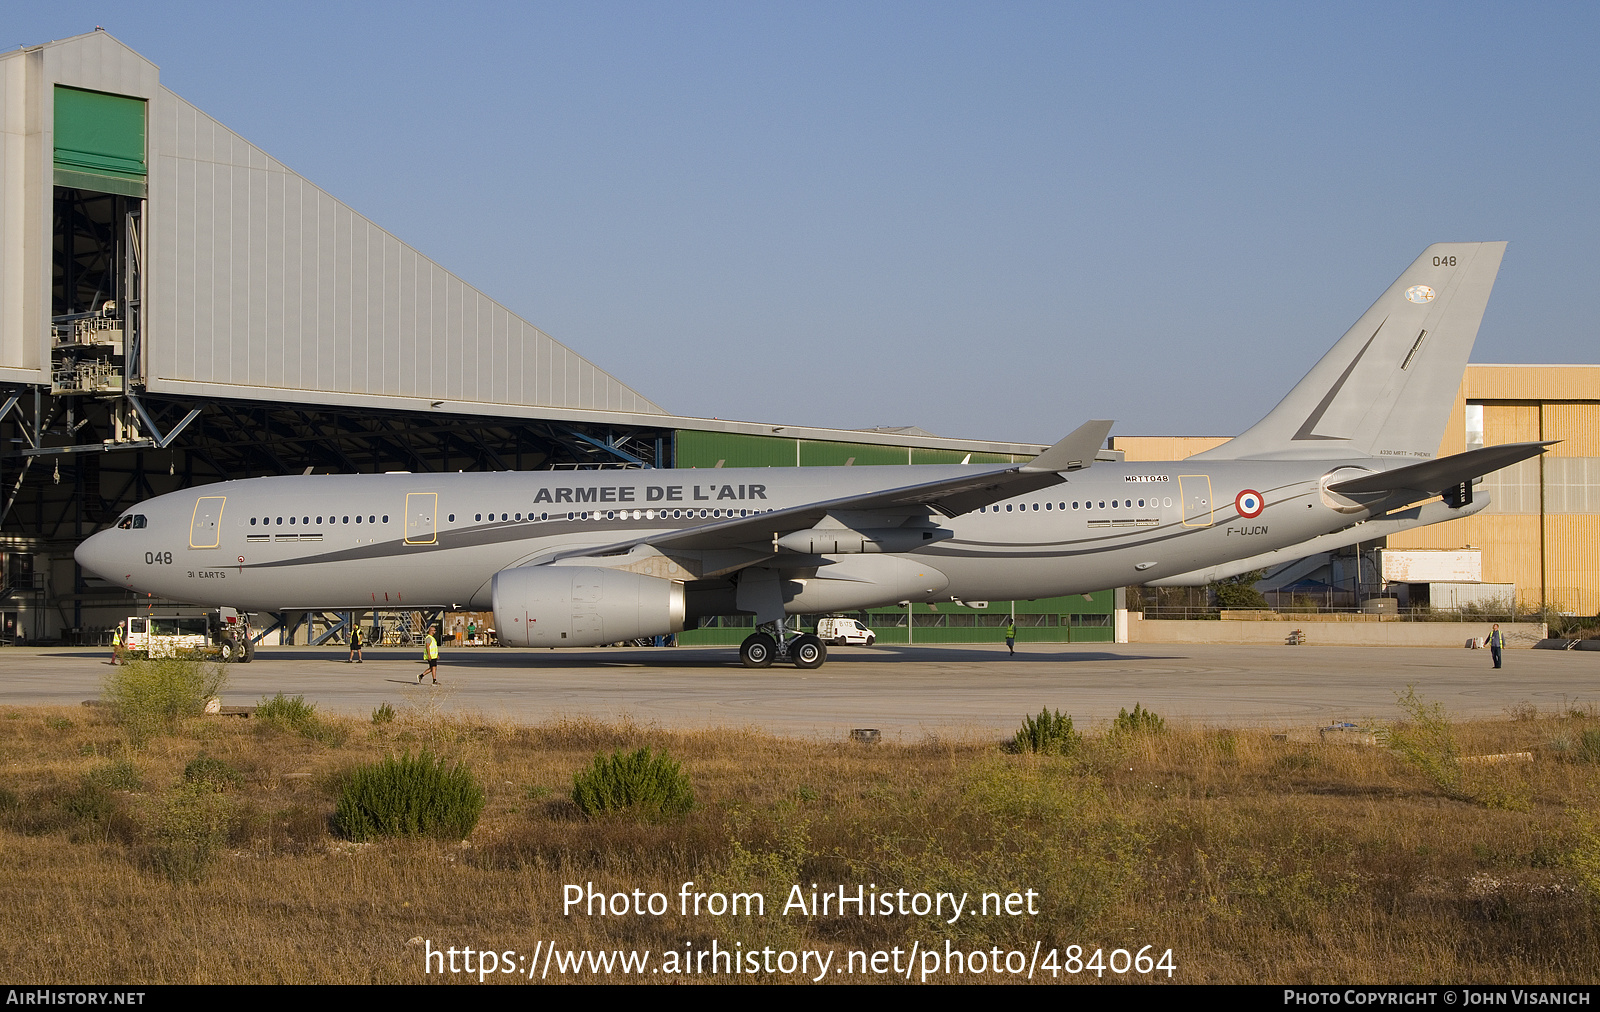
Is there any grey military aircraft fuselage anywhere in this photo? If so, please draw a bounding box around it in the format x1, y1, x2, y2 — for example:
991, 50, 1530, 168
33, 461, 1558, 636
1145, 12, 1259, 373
74, 242, 1549, 669
84, 457, 1401, 612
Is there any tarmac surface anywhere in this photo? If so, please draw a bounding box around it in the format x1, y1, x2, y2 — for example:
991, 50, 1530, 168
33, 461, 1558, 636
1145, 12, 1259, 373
2, 642, 1595, 740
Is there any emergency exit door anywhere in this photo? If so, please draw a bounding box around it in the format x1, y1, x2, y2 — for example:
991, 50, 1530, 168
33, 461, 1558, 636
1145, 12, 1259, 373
1178, 475, 1213, 527
404, 492, 438, 545
189, 496, 225, 548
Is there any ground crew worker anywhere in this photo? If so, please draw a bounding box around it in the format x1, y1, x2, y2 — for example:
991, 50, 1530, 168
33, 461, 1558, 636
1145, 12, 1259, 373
110, 623, 124, 665
419, 624, 440, 683
348, 626, 363, 663
1486, 623, 1506, 669
1004, 618, 1016, 656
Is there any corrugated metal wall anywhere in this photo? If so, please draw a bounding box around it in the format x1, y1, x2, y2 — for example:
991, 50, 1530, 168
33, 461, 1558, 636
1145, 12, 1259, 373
144, 89, 663, 416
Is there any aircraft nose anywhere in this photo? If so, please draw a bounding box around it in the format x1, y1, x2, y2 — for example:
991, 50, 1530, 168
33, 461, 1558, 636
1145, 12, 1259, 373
75, 529, 120, 582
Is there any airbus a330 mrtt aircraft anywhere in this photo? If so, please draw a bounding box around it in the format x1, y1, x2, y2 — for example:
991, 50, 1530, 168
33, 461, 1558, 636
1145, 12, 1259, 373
77, 242, 1546, 669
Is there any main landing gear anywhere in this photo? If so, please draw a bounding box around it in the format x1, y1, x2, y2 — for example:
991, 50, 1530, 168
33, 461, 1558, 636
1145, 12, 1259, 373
740, 625, 827, 669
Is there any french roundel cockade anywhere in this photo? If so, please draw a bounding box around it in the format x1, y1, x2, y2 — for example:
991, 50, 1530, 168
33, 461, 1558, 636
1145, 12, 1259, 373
1235, 489, 1265, 518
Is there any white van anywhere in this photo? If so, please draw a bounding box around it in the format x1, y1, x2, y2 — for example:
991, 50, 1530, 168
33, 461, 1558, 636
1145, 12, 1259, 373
816, 617, 876, 646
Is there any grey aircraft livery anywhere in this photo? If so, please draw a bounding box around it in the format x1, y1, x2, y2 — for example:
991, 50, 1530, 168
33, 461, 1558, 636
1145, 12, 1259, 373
77, 242, 1546, 669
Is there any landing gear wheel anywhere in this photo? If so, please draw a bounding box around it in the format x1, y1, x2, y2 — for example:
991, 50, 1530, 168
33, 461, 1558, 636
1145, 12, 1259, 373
791, 634, 826, 669
240, 638, 254, 663
219, 636, 238, 663
740, 633, 777, 668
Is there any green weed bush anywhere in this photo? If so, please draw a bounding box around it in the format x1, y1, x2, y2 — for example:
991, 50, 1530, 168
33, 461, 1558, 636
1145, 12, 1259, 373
1579, 729, 1600, 763
256, 693, 318, 731
372, 702, 395, 725
183, 754, 243, 791
571, 747, 694, 820
1390, 686, 1461, 796
86, 759, 141, 791
333, 750, 484, 841
103, 657, 226, 743
257, 693, 348, 746
1112, 703, 1166, 736
1009, 708, 1081, 755
148, 784, 232, 883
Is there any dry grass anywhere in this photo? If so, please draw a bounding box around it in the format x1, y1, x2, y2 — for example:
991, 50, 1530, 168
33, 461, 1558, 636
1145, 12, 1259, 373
1, 695, 1598, 984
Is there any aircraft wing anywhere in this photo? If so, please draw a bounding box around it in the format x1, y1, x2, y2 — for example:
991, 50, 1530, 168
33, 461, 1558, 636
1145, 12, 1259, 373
1327, 441, 1553, 497
542, 419, 1113, 563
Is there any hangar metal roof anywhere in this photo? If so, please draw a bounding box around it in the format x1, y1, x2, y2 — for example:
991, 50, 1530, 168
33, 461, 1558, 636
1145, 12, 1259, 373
0, 31, 1054, 459
1, 31, 666, 423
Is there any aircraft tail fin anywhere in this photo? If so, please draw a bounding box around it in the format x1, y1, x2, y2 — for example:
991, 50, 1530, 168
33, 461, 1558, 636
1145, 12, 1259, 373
1193, 242, 1506, 461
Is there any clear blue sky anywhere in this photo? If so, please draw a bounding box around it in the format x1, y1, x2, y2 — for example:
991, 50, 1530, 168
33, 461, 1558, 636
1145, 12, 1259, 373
13, 3, 1597, 444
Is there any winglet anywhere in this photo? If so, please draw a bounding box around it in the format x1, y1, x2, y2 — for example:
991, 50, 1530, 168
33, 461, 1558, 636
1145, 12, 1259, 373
1021, 419, 1114, 473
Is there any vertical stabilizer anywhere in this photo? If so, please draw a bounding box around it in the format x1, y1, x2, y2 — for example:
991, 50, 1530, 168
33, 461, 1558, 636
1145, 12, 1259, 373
1193, 242, 1506, 460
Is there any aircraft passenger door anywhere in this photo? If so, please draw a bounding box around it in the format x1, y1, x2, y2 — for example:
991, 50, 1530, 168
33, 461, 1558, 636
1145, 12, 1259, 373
189, 496, 225, 548
1178, 475, 1213, 527
404, 492, 438, 545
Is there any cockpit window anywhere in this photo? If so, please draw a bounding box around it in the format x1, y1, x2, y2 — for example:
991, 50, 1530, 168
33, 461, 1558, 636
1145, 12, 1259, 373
132, 515, 146, 529
117, 516, 132, 530
117, 515, 147, 530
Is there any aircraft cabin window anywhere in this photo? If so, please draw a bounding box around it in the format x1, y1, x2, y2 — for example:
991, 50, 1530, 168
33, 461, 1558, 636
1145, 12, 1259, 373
1032, 503, 1039, 511
343, 516, 349, 524
540, 512, 548, 521
316, 517, 323, 524
1098, 501, 1105, 509
448, 514, 455, 522
289, 517, 296, 525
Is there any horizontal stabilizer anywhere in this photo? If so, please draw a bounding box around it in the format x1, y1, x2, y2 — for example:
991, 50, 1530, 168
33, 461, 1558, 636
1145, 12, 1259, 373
1022, 419, 1114, 473
1328, 441, 1553, 497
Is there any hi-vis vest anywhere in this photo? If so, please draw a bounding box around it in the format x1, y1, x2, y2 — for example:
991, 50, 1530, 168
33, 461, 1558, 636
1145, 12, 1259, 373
425, 634, 439, 660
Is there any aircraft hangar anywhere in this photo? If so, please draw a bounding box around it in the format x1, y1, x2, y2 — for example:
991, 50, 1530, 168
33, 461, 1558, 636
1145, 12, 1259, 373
1, 30, 1106, 644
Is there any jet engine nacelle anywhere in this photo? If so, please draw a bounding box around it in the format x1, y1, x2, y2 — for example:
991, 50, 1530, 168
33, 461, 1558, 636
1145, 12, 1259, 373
492, 565, 686, 647
775, 527, 952, 554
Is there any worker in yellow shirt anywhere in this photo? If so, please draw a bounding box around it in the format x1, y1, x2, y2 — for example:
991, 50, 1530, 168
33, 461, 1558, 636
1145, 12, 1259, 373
419, 624, 440, 684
